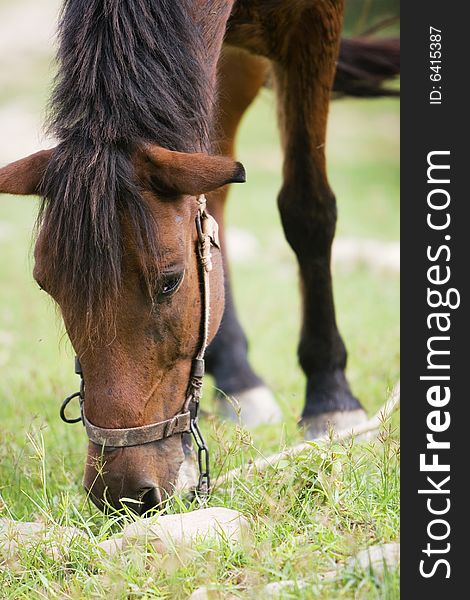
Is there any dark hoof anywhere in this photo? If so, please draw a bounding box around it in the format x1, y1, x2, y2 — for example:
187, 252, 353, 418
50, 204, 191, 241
301, 408, 368, 440
301, 369, 366, 438
217, 385, 283, 429
304, 369, 363, 413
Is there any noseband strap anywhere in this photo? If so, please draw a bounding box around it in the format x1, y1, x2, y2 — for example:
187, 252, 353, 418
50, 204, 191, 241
83, 411, 191, 448
60, 195, 217, 495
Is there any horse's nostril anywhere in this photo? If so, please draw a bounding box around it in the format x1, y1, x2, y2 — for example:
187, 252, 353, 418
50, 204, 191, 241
139, 486, 162, 514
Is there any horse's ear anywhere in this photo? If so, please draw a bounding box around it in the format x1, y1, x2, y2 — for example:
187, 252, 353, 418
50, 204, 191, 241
0, 149, 53, 196
140, 145, 246, 196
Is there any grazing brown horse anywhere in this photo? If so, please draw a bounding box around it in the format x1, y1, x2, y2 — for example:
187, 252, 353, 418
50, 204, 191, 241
0, 0, 399, 513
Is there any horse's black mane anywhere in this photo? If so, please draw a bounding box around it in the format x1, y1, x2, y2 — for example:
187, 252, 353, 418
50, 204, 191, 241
39, 0, 211, 340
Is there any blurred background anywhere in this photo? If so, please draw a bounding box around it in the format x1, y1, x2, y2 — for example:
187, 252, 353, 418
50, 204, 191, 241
0, 0, 399, 516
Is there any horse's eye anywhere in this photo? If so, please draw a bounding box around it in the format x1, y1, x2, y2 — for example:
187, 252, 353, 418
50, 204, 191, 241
157, 271, 184, 299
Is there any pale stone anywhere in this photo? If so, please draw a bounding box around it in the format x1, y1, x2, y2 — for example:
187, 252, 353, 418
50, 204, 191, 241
350, 542, 400, 575
97, 537, 124, 557
0, 518, 85, 564
187, 588, 238, 600
122, 508, 250, 554
188, 588, 211, 600
2, 508, 250, 565
263, 580, 309, 597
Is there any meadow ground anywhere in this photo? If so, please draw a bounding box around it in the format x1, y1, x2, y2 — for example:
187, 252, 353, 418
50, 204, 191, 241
0, 1, 399, 597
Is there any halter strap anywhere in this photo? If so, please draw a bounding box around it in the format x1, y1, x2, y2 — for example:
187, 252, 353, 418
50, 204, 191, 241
60, 195, 218, 494
83, 411, 191, 447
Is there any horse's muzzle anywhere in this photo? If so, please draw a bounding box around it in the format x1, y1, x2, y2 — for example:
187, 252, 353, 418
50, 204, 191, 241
85, 477, 163, 515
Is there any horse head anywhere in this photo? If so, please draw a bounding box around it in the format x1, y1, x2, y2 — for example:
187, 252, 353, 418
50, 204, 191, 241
0, 145, 245, 513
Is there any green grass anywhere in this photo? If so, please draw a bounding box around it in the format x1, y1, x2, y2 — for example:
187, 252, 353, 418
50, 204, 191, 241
0, 43, 399, 600
0, 426, 400, 599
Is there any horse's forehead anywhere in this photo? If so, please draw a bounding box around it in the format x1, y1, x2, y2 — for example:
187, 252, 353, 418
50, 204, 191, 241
141, 191, 196, 237
152, 195, 192, 222
121, 193, 194, 264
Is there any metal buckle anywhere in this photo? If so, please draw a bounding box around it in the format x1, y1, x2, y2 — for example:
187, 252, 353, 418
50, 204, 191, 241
60, 388, 84, 424
164, 415, 179, 438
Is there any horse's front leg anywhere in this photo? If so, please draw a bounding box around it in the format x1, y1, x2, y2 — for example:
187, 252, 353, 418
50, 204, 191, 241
273, 1, 367, 437
205, 46, 283, 428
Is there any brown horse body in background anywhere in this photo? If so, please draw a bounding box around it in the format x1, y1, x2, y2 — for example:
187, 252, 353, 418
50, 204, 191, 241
209, 5, 399, 436
0, 0, 399, 512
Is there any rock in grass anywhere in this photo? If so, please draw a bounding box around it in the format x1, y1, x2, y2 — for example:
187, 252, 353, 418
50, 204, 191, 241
350, 542, 400, 575
188, 588, 212, 600
187, 587, 236, 600
0, 518, 85, 566
96, 536, 124, 557
120, 507, 250, 554
2, 508, 250, 565
262, 580, 310, 597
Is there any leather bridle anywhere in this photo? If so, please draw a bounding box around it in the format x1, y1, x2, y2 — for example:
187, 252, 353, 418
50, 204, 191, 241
60, 195, 219, 496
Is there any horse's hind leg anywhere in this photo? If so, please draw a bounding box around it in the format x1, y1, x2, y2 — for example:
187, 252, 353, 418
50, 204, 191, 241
205, 45, 282, 427
272, 1, 367, 437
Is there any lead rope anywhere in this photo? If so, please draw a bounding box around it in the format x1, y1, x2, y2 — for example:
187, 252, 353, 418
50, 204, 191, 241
184, 194, 214, 498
